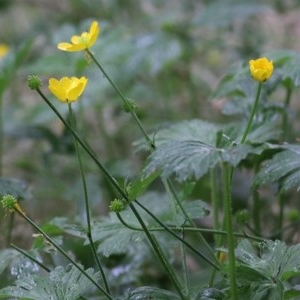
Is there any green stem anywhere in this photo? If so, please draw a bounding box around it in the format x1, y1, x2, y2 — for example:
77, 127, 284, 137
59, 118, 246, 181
11, 243, 51, 272
86, 49, 154, 149
37, 89, 186, 297
253, 163, 261, 235
11, 243, 87, 300
86, 50, 216, 274
240, 82, 262, 144
165, 179, 217, 263
0, 93, 3, 177
208, 169, 221, 287
222, 163, 238, 300
116, 212, 264, 241
67, 103, 111, 295
14, 208, 113, 300
134, 200, 221, 269
128, 202, 188, 300
282, 86, 292, 139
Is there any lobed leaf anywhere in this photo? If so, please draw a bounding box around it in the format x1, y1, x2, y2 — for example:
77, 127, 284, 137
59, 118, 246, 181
0, 264, 99, 300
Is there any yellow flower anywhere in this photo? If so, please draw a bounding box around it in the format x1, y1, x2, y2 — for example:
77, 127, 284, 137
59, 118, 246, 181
0, 44, 9, 60
48, 76, 88, 103
57, 21, 100, 52
249, 57, 274, 82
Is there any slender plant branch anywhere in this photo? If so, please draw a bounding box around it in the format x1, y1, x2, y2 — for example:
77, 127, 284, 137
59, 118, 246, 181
240, 82, 262, 144
13, 208, 113, 300
116, 211, 264, 241
11, 243, 88, 300
86, 49, 154, 149
134, 200, 221, 269
67, 103, 111, 295
222, 163, 238, 300
36, 89, 187, 299
11, 243, 51, 272
85, 51, 217, 274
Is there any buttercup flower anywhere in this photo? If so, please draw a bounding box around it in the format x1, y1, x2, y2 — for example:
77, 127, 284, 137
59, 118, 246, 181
48, 76, 88, 103
249, 57, 274, 82
0, 44, 9, 60
57, 21, 100, 52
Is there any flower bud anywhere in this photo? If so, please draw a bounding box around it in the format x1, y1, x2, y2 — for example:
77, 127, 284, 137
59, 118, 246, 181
109, 199, 125, 213
27, 75, 42, 90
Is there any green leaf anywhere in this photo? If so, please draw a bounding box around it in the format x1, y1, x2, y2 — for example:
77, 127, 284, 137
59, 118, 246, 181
0, 264, 99, 300
0, 249, 19, 276
180, 200, 210, 221
143, 140, 220, 181
268, 50, 300, 87
143, 140, 265, 182
92, 214, 144, 257
236, 239, 300, 281
122, 286, 181, 300
254, 149, 300, 191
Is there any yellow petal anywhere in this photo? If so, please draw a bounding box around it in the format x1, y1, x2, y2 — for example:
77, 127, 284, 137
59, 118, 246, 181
249, 57, 273, 82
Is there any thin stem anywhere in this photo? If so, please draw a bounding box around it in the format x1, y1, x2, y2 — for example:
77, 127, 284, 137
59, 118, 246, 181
13, 209, 113, 300
116, 211, 264, 241
67, 103, 111, 295
253, 163, 261, 235
128, 202, 188, 300
134, 200, 221, 269
282, 86, 292, 139
223, 163, 238, 300
165, 179, 217, 262
86, 49, 154, 149
86, 50, 217, 274
11, 243, 88, 300
240, 82, 262, 144
208, 169, 221, 287
0, 93, 3, 176
37, 89, 187, 297
11, 243, 51, 272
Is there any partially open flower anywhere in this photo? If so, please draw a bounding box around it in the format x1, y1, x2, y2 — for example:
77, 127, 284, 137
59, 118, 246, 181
249, 57, 274, 82
57, 21, 100, 52
48, 76, 88, 103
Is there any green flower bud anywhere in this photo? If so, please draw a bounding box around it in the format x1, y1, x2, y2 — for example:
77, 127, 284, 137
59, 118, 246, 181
27, 75, 42, 90
109, 199, 125, 213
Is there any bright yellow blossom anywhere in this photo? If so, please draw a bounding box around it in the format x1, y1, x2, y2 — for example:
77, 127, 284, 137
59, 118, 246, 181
0, 44, 9, 60
48, 76, 88, 103
57, 21, 100, 52
249, 57, 274, 82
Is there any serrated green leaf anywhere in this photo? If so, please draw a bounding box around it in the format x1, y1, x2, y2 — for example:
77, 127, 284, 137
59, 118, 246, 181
143, 140, 220, 181
123, 286, 181, 300
143, 140, 266, 182
0, 264, 99, 300
92, 215, 144, 257
254, 149, 300, 191
236, 239, 300, 281
0, 249, 19, 276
